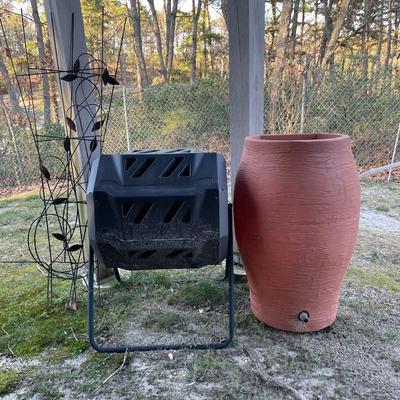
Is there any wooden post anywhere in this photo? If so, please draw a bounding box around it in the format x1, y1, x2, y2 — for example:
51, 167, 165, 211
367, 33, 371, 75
43, 0, 112, 281
228, 0, 265, 272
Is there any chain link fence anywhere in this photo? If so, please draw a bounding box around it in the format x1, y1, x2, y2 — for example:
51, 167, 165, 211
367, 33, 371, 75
1, 74, 400, 190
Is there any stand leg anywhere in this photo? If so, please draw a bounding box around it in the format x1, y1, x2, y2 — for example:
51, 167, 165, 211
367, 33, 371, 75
87, 204, 235, 353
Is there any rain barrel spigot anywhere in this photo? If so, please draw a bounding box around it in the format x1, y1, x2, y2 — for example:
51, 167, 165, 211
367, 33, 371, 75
298, 311, 310, 323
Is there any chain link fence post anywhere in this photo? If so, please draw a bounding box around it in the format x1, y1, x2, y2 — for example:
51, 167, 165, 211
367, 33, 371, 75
122, 86, 131, 151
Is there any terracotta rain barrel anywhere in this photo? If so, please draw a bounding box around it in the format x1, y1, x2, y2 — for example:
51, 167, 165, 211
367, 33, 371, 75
234, 133, 361, 332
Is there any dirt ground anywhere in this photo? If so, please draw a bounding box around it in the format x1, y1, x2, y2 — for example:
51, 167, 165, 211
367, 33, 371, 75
0, 181, 399, 400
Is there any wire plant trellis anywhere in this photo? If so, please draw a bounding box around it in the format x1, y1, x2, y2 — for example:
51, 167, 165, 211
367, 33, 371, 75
0, 9, 127, 308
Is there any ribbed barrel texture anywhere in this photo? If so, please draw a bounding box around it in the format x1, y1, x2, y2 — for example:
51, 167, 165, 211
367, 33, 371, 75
234, 134, 360, 332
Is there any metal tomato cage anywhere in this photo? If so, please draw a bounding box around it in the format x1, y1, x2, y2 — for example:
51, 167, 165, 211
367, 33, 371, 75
86, 149, 234, 352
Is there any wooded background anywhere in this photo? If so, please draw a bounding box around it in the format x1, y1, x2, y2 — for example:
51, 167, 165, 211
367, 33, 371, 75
1, 0, 400, 187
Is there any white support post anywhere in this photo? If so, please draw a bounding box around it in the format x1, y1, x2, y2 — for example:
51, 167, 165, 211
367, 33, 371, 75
122, 86, 131, 151
44, 0, 112, 281
228, 0, 265, 271
388, 121, 400, 182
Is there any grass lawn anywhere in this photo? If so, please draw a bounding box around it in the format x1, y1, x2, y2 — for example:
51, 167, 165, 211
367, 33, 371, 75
0, 182, 399, 399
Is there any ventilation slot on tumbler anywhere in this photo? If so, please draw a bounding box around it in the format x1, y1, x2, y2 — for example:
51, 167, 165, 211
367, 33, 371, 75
122, 201, 135, 218
132, 158, 155, 177
134, 201, 154, 224
164, 201, 184, 223
124, 158, 137, 171
179, 164, 191, 177
161, 157, 183, 177
127, 250, 137, 257
182, 209, 191, 223
139, 250, 156, 259
167, 249, 185, 258
185, 252, 193, 258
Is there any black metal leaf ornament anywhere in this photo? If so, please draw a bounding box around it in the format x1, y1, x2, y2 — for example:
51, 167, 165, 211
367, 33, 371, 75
52, 233, 67, 242
67, 244, 83, 252
91, 119, 105, 131
63, 136, 71, 152
66, 117, 76, 132
61, 74, 77, 82
40, 164, 51, 180
73, 58, 80, 73
89, 137, 97, 152
52, 197, 67, 205
102, 68, 119, 85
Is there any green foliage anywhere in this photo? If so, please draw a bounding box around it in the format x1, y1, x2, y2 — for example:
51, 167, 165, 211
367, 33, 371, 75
142, 311, 182, 331
0, 263, 87, 358
0, 370, 19, 395
348, 267, 400, 292
168, 280, 225, 308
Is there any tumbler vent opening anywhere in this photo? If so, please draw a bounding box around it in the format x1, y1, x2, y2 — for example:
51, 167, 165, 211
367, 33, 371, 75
132, 158, 155, 177
124, 157, 137, 171
162, 157, 184, 177
179, 164, 191, 177
134, 201, 154, 224
164, 201, 185, 223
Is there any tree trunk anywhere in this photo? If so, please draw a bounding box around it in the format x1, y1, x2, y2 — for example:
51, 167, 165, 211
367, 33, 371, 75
147, 0, 168, 82
299, 0, 306, 55
31, 0, 51, 125
372, 0, 384, 78
289, 0, 300, 59
165, 0, 178, 75
191, 0, 202, 83
202, 1, 208, 77
206, 0, 214, 72
269, 0, 292, 132
321, 0, 351, 68
384, 0, 393, 71
0, 50, 22, 115
319, 0, 334, 67
129, 0, 150, 89
221, 0, 228, 28
361, 0, 371, 82
393, 4, 399, 76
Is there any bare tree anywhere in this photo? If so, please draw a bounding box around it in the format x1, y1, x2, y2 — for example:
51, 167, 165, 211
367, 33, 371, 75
147, 0, 168, 82
220, 0, 228, 28
269, 0, 293, 131
0, 48, 22, 115
289, 0, 300, 58
384, 0, 393, 70
165, 0, 178, 74
319, 0, 334, 67
191, 0, 202, 83
129, 0, 150, 89
30, 0, 51, 125
321, 0, 351, 68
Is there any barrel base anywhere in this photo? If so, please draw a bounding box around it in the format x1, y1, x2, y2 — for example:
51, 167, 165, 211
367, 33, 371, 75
250, 302, 337, 333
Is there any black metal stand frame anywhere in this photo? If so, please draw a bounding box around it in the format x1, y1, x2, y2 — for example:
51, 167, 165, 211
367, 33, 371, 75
87, 204, 235, 353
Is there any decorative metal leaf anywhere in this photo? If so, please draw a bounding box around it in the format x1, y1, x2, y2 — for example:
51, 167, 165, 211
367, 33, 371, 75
102, 68, 110, 85
52, 197, 67, 205
61, 74, 77, 82
89, 137, 97, 152
52, 233, 67, 242
66, 117, 76, 132
106, 75, 119, 85
91, 120, 105, 131
73, 58, 80, 73
63, 136, 71, 152
40, 165, 51, 180
102, 68, 119, 86
67, 244, 83, 252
